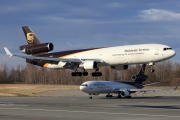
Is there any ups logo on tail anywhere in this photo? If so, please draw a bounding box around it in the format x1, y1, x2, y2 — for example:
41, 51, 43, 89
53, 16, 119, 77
27, 33, 34, 44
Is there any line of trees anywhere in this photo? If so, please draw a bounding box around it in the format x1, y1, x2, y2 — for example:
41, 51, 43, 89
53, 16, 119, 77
0, 60, 180, 86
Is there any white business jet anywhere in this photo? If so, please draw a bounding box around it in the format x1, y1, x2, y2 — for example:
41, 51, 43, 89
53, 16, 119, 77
80, 64, 164, 99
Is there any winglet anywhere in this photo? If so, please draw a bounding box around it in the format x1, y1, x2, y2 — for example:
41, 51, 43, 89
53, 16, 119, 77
4, 47, 13, 57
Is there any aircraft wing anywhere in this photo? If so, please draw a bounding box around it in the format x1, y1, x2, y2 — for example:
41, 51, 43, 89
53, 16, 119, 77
115, 88, 162, 93
129, 88, 161, 92
4, 47, 103, 64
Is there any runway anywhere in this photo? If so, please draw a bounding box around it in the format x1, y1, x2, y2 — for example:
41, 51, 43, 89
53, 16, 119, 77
0, 96, 180, 120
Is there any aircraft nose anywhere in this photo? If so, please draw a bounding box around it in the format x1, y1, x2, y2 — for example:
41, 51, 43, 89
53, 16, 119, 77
170, 50, 176, 58
80, 86, 86, 92
172, 50, 176, 57
80, 86, 83, 91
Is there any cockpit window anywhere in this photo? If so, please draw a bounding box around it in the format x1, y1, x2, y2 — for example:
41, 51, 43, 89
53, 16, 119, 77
163, 48, 172, 51
81, 84, 88, 86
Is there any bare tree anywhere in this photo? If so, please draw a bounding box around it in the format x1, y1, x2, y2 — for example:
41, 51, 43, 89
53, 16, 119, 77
1, 60, 180, 86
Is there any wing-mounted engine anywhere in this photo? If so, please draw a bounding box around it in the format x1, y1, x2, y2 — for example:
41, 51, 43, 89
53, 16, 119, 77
111, 65, 128, 70
79, 61, 98, 70
120, 90, 130, 97
20, 42, 54, 55
131, 75, 148, 82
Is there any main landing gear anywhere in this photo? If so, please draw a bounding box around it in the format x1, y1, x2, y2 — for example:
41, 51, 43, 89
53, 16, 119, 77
117, 94, 122, 98
71, 68, 102, 77
91, 72, 102, 77
92, 68, 102, 77
71, 71, 88, 76
106, 94, 113, 98
71, 71, 102, 77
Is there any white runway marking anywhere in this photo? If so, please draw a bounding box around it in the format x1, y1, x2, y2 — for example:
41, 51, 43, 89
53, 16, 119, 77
0, 103, 28, 107
0, 107, 180, 118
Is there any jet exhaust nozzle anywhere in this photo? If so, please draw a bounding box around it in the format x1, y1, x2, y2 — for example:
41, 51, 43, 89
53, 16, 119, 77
132, 75, 148, 82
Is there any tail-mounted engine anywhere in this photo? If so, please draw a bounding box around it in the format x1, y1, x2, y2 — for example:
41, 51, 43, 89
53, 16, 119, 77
131, 75, 148, 82
20, 42, 54, 55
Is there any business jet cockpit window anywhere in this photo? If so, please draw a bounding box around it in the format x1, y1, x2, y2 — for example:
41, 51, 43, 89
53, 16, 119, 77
163, 48, 172, 51
81, 84, 88, 86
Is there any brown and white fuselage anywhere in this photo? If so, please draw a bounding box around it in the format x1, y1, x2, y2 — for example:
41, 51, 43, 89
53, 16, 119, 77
4, 26, 176, 76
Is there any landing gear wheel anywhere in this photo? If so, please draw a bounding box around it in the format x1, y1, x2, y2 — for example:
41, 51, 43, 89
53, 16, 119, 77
117, 94, 122, 98
125, 96, 132, 98
71, 72, 76, 76
89, 94, 92, 99
98, 72, 102, 76
83, 72, 88, 76
106, 94, 113, 98
150, 65, 155, 72
151, 69, 155, 72
92, 72, 102, 77
71, 72, 83, 76
78, 72, 82, 76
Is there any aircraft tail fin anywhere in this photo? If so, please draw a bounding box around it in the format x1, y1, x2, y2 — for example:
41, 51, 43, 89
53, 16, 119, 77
22, 26, 41, 45
20, 26, 54, 56
137, 64, 146, 75
132, 64, 147, 83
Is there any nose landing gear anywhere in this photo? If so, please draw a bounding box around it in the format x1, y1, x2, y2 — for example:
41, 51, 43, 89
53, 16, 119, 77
151, 66, 155, 73
89, 94, 92, 99
148, 62, 155, 73
151, 69, 155, 72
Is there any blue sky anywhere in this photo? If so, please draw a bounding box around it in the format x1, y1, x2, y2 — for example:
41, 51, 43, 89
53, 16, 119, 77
0, 0, 180, 67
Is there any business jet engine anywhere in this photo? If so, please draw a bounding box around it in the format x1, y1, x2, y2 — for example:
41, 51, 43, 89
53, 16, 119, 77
131, 75, 148, 82
120, 90, 130, 97
20, 42, 54, 55
79, 61, 98, 70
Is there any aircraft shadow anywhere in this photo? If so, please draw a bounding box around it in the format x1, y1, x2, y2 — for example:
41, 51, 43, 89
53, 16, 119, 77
99, 96, 180, 100
119, 104, 180, 110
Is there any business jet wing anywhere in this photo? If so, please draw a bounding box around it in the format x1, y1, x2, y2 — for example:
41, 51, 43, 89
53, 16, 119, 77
4, 47, 103, 64
115, 88, 162, 94
129, 88, 161, 92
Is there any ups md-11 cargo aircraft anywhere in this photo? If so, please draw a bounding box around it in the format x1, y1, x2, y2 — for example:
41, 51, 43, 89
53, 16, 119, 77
4, 26, 175, 76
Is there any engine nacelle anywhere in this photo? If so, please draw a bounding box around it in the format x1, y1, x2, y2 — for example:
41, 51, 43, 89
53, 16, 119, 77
20, 42, 54, 55
131, 75, 148, 82
111, 65, 128, 70
79, 61, 98, 70
121, 90, 130, 97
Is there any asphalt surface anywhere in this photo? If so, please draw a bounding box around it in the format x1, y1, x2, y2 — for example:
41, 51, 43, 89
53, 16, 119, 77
0, 95, 180, 120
